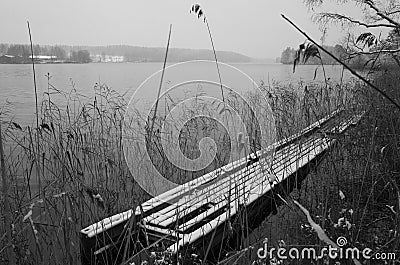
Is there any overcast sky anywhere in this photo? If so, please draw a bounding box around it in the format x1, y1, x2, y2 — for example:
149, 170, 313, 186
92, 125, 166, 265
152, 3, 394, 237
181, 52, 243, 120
1, 0, 368, 58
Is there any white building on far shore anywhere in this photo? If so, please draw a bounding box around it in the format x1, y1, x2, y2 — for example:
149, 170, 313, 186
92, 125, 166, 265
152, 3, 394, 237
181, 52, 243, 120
29, 55, 57, 60
91, 54, 124, 63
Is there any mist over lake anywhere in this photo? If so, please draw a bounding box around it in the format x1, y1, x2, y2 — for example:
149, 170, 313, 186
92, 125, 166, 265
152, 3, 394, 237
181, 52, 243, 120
0, 62, 350, 124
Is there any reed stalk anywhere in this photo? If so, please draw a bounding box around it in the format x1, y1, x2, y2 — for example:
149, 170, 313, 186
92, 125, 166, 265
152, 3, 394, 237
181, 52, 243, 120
149, 24, 172, 137
27, 21, 42, 196
0, 121, 15, 264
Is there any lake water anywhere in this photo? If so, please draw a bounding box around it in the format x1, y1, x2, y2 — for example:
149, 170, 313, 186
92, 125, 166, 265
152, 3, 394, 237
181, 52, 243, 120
0, 62, 350, 124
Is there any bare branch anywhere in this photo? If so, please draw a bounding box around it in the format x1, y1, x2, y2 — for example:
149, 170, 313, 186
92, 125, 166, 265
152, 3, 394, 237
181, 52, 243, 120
315, 12, 397, 28
281, 13, 400, 111
364, 0, 400, 28
386, 10, 400, 16
348, 48, 400, 56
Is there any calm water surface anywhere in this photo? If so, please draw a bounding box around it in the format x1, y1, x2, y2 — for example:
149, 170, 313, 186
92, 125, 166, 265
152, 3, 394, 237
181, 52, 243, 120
0, 62, 350, 124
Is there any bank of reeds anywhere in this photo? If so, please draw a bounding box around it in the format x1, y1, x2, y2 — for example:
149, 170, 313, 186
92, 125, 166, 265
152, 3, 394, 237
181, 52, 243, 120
0, 82, 148, 264
244, 70, 400, 265
1, 68, 398, 265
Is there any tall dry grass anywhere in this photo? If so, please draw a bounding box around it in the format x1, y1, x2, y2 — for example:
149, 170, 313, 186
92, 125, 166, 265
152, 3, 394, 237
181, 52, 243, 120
0, 81, 147, 264
240, 71, 400, 265
1, 66, 397, 265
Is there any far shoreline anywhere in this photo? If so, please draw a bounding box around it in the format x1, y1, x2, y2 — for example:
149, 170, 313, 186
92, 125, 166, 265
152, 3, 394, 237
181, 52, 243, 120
0, 61, 343, 66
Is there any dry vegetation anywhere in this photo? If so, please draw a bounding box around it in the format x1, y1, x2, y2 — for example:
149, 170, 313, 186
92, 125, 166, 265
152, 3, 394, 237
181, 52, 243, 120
0, 82, 147, 264
2, 64, 398, 265
241, 69, 400, 265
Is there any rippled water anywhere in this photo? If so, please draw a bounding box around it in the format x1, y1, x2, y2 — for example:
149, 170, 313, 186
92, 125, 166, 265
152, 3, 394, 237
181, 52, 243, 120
0, 62, 350, 124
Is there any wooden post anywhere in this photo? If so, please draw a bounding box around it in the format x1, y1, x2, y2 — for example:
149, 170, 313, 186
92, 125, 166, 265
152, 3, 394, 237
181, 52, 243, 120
0, 121, 15, 264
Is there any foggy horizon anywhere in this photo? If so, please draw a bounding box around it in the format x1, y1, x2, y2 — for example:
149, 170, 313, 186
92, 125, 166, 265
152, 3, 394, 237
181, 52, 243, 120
0, 0, 374, 59
0, 42, 271, 59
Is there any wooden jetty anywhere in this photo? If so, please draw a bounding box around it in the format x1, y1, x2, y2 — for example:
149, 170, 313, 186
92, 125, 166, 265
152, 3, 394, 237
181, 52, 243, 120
80, 109, 365, 265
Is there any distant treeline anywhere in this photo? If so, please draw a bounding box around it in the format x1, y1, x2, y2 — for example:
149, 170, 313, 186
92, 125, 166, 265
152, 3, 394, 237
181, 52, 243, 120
0, 44, 252, 63
70, 45, 252, 62
280, 45, 346, 65
0, 44, 90, 63
0, 44, 68, 59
